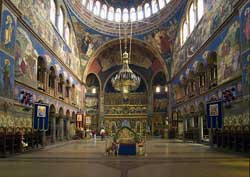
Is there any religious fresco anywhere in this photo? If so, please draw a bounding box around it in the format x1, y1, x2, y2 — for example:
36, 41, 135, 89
240, 2, 250, 53
0, 51, 14, 99
10, 0, 81, 79
15, 25, 38, 88
242, 50, 250, 96
14, 84, 79, 114
15, 23, 83, 103
172, 17, 241, 88
0, 108, 32, 128
97, 44, 153, 72
70, 14, 112, 69
144, 19, 178, 60
0, 5, 17, 57
223, 100, 250, 127
217, 20, 241, 84
240, 2, 250, 96
172, 0, 237, 77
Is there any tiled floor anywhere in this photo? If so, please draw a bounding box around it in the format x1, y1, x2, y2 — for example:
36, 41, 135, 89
0, 139, 249, 177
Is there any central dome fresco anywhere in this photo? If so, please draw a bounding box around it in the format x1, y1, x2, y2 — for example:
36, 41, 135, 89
104, 0, 145, 8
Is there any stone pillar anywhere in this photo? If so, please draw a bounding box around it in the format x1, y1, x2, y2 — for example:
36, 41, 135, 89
44, 70, 48, 92
60, 118, 64, 141
199, 116, 203, 142
52, 118, 56, 143
167, 83, 173, 137
42, 131, 46, 147
66, 119, 70, 140
55, 78, 59, 97
147, 91, 153, 135
99, 91, 104, 128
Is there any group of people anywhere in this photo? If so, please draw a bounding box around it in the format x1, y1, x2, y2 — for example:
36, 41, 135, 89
88, 128, 106, 141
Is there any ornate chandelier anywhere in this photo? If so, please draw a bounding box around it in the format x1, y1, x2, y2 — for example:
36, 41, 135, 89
111, 23, 140, 94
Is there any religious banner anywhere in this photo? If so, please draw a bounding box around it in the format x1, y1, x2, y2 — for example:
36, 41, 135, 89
34, 103, 49, 130
206, 101, 223, 129
76, 113, 83, 129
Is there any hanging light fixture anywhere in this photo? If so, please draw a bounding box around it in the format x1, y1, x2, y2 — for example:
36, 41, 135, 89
111, 22, 141, 94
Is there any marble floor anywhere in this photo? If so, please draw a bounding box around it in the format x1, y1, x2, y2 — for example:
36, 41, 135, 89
0, 139, 249, 177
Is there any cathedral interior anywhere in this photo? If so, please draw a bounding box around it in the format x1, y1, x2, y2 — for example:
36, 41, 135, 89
0, 0, 249, 177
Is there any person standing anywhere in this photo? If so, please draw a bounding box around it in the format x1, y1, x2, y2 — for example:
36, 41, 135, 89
100, 128, 105, 141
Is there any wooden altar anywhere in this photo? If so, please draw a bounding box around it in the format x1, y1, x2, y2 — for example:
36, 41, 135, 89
114, 127, 140, 155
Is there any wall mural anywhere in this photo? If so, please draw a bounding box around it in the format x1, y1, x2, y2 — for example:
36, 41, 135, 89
217, 20, 241, 84
14, 84, 79, 115
0, 51, 14, 98
15, 23, 83, 106
0, 5, 17, 57
172, 0, 237, 77
173, 17, 241, 87
71, 14, 113, 69
0, 108, 32, 129
242, 50, 250, 96
144, 19, 178, 61
223, 100, 250, 127
240, 2, 250, 53
15, 25, 38, 88
97, 44, 153, 72
10, 0, 81, 79
240, 2, 250, 96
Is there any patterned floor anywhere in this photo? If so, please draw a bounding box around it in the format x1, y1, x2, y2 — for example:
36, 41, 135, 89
0, 139, 249, 177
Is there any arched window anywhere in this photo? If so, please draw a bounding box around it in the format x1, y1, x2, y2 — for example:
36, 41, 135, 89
37, 57, 46, 87
58, 7, 64, 36
159, 0, 166, 9
108, 7, 114, 21
49, 67, 56, 89
207, 52, 217, 87
197, 0, 204, 21
81, 0, 87, 6
93, 1, 101, 16
58, 74, 64, 94
65, 80, 70, 97
152, 0, 159, 14
189, 3, 195, 33
100, 4, 107, 19
182, 20, 188, 45
87, 0, 93, 11
50, 0, 56, 25
137, 6, 144, 20
123, 8, 129, 22
130, 7, 136, 22
71, 84, 76, 103
144, 3, 151, 18
115, 8, 121, 22
64, 23, 70, 45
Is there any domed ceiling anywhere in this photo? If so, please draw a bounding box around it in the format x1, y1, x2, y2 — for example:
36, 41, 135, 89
104, 0, 145, 8
66, 0, 186, 36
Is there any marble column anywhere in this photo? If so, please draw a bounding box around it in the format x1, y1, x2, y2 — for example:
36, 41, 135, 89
99, 91, 104, 128
199, 116, 203, 142
66, 119, 70, 140
60, 118, 64, 141
52, 118, 56, 143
